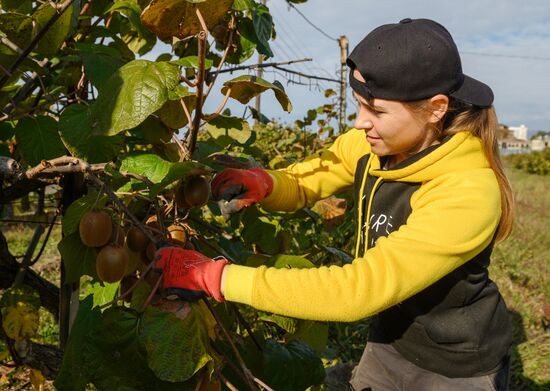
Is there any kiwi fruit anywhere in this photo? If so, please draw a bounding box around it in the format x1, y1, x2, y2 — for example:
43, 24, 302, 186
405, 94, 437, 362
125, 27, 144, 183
96, 244, 129, 283
79, 210, 113, 247
183, 176, 210, 208
126, 226, 150, 252
167, 224, 187, 247
145, 241, 157, 263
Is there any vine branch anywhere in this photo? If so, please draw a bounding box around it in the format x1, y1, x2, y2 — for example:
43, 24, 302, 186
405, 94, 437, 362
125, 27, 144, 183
202, 299, 259, 391
188, 7, 208, 156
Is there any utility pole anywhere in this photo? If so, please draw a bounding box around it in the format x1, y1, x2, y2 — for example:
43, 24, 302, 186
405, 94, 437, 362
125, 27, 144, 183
338, 35, 349, 134
254, 0, 267, 127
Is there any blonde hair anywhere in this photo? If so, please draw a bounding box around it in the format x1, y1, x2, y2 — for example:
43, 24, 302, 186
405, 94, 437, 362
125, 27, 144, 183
406, 99, 515, 242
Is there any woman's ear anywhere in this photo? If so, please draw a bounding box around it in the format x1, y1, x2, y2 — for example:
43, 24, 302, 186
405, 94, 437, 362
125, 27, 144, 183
428, 94, 449, 124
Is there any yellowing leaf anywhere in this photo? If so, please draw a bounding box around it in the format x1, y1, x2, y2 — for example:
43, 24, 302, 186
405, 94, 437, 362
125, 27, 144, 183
196, 300, 216, 340
1, 302, 40, 341
0, 345, 10, 361
312, 196, 347, 230
140, 0, 233, 40
30, 368, 45, 391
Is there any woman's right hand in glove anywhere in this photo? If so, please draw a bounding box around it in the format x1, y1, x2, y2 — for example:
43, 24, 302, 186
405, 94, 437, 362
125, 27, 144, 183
210, 168, 273, 215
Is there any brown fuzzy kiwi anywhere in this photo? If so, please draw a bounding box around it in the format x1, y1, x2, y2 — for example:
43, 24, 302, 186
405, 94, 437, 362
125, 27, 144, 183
126, 226, 150, 252
79, 210, 113, 247
96, 244, 129, 283
167, 224, 188, 247
183, 176, 210, 208
145, 241, 157, 263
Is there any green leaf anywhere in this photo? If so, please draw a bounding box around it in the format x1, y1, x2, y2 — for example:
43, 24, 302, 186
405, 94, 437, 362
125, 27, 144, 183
0, 285, 41, 309
0, 121, 15, 141
252, 4, 273, 58
59, 104, 124, 164
58, 232, 99, 284
259, 314, 297, 334
226, 17, 257, 64
76, 306, 196, 391
33, 3, 75, 54
106, 0, 142, 14
157, 99, 189, 129
241, 216, 280, 255
129, 280, 152, 310
205, 115, 254, 147
0, 0, 31, 13
128, 115, 173, 145
14, 116, 66, 167
119, 153, 172, 184
288, 320, 329, 354
77, 43, 126, 89
119, 153, 207, 195
61, 192, 108, 236
155, 85, 196, 129
221, 75, 292, 112
84, 281, 120, 308
263, 339, 325, 391
271, 254, 315, 269
232, 0, 254, 11
149, 161, 207, 196
54, 296, 101, 391
92, 60, 181, 136
0, 144, 10, 157
170, 56, 213, 69
139, 304, 213, 382
248, 105, 270, 125
0, 13, 33, 50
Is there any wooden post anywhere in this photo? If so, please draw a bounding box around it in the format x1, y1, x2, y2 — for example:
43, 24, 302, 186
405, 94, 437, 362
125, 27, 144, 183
338, 35, 349, 134
254, 0, 267, 126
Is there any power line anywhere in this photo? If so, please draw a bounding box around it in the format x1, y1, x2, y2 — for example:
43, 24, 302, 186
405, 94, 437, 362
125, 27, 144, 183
273, 65, 341, 83
285, 1, 338, 42
461, 51, 550, 61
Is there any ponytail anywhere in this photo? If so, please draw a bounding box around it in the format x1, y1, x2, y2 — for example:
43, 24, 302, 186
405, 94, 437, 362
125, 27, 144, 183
442, 101, 515, 241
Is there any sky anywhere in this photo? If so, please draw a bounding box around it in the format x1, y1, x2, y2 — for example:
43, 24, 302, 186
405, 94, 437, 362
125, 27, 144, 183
151, 0, 550, 134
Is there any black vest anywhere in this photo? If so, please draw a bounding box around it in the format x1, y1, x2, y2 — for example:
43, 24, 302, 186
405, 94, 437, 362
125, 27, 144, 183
353, 152, 512, 378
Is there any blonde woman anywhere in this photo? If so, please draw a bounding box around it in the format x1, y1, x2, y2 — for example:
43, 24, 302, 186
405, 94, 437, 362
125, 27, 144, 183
156, 18, 514, 390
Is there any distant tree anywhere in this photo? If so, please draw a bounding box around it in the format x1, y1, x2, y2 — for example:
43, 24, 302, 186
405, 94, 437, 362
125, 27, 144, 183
530, 130, 550, 140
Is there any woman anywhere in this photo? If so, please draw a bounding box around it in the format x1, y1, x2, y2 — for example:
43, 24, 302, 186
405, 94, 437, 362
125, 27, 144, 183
155, 18, 514, 390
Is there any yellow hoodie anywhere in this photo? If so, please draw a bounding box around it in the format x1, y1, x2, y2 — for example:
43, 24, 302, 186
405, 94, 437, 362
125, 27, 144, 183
223, 128, 501, 320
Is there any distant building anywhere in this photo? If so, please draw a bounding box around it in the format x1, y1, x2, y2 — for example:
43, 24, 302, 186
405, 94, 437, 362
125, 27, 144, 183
508, 124, 528, 140
498, 124, 529, 154
531, 134, 550, 152
500, 136, 529, 152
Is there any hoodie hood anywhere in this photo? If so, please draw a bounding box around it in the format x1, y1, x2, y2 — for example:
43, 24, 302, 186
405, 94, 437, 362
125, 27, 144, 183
370, 131, 489, 182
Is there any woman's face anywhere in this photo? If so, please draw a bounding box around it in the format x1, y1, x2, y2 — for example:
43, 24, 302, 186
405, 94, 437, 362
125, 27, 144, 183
352, 70, 440, 166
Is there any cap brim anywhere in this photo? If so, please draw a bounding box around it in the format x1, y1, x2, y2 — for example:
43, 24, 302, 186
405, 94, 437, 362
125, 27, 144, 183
450, 74, 494, 108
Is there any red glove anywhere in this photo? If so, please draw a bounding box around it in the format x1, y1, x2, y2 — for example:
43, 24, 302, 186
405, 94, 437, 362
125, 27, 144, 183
211, 168, 273, 215
154, 248, 229, 302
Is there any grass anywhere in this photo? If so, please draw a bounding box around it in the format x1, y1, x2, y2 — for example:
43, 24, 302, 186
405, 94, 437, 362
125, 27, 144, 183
490, 164, 550, 389
0, 166, 549, 389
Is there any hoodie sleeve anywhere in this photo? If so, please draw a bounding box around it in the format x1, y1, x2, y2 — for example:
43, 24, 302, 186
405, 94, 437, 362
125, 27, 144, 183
259, 128, 371, 212
223, 169, 501, 322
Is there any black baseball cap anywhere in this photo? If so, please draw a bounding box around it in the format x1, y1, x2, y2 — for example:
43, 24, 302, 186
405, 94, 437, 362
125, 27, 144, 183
347, 18, 494, 108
